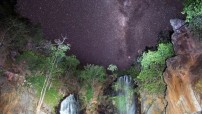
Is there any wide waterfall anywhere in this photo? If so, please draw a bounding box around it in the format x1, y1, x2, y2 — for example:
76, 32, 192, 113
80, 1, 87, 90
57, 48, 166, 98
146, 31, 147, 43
60, 94, 79, 114
117, 75, 136, 114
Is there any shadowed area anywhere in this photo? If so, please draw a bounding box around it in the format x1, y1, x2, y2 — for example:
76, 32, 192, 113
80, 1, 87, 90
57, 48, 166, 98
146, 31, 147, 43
16, 0, 184, 69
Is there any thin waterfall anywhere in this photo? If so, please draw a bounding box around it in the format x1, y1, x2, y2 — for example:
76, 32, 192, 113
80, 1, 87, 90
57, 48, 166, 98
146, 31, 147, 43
60, 94, 79, 114
117, 75, 136, 114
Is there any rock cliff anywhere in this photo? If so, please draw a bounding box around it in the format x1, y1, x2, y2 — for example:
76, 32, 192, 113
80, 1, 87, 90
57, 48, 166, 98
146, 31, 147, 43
164, 19, 202, 114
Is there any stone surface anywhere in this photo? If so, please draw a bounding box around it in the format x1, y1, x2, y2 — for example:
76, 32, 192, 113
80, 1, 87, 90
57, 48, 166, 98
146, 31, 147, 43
0, 77, 36, 114
164, 19, 202, 114
0, 77, 55, 114
141, 93, 166, 114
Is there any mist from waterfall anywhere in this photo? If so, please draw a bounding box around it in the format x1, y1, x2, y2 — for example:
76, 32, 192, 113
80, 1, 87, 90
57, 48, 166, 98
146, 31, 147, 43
60, 94, 79, 114
117, 75, 136, 114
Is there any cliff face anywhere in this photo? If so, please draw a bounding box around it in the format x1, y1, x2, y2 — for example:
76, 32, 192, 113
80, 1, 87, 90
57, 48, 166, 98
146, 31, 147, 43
0, 74, 53, 114
164, 19, 202, 114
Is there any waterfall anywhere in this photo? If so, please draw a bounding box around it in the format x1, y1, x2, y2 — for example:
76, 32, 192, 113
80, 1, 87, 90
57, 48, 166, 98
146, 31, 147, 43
60, 94, 79, 114
117, 75, 136, 114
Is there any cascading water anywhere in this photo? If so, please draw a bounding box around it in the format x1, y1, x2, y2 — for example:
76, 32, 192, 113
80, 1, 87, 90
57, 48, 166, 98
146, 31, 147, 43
116, 75, 136, 114
59, 94, 79, 114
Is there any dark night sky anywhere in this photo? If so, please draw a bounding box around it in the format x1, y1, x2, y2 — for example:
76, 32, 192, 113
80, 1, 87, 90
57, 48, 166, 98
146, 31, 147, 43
16, 0, 184, 69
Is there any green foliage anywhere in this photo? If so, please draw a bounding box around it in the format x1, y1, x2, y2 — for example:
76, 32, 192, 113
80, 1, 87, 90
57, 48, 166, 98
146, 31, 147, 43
189, 16, 202, 41
107, 64, 118, 72
26, 75, 62, 107
137, 43, 174, 94
183, 0, 202, 22
45, 42, 71, 76
2, 18, 30, 49
86, 85, 93, 102
0, 17, 43, 51
17, 41, 73, 75
78, 64, 106, 104
60, 55, 80, 72
28, 24, 44, 44
79, 64, 106, 83
17, 40, 74, 110
16, 51, 48, 72
118, 66, 140, 78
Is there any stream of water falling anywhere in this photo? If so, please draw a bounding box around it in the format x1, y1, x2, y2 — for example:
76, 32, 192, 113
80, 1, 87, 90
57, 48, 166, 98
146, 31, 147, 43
60, 94, 79, 114
117, 75, 136, 114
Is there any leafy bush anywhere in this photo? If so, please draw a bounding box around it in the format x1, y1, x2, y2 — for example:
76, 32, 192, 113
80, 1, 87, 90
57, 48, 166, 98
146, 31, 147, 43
182, 0, 202, 41
78, 64, 106, 104
86, 85, 93, 102
17, 39, 74, 112
137, 43, 174, 94
118, 66, 140, 79
60, 55, 80, 72
189, 16, 202, 41
79, 64, 106, 84
16, 51, 48, 72
183, 0, 202, 22
26, 75, 62, 107
0, 17, 43, 51
107, 64, 118, 72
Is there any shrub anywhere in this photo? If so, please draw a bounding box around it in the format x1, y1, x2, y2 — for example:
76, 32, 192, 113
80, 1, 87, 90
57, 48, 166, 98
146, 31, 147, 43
17, 39, 73, 112
189, 16, 202, 41
16, 51, 48, 72
183, 0, 202, 22
79, 64, 106, 84
86, 85, 93, 102
2, 18, 30, 50
182, 0, 202, 41
137, 43, 174, 94
26, 75, 62, 108
118, 66, 140, 79
78, 64, 106, 104
107, 64, 118, 73
0, 17, 43, 51
60, 55, 80, 72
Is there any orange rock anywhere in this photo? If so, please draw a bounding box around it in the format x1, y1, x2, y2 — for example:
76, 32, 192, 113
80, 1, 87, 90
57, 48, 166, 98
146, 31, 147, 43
164, 20, 202, 114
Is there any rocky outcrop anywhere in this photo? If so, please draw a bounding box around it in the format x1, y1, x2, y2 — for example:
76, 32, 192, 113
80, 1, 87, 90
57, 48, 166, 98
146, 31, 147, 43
140, 93, 166, 114
164, 19, 202, 114
0, 75, 36, 114
0, 69, 54, 114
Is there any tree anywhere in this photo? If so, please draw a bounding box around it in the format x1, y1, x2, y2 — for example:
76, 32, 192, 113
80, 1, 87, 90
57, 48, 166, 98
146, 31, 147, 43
36, 37, 70, 114
182, 0, 202, 22
137, 43, 174, 94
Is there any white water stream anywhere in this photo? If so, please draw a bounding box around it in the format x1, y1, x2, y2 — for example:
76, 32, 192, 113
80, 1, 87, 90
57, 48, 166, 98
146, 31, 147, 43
60, 94, 79, 114
117, 75, 136, 114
